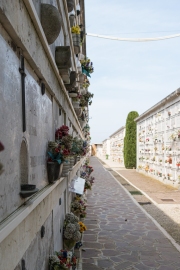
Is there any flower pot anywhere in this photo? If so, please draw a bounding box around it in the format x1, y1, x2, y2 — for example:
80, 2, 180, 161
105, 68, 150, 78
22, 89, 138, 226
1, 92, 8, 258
79, 73, 85, 83
69, 14, 75, 27
69, 92, 78, 98
69, 156, 75, 168
21, 184, 36, 191
72, 101, 80, 108
41, 4, 61, 45
80, 88, 87, 95
74, 156, 77, 165
77, 66, 82, 73
72, 33, 81, 54
74, 108, 82, 117
74, 45, 80, 54
59, 163, 64, 178
47, 162, 60, 183
20, 184, 39, 198
72, 33, 81, 47
61, 161, 70, 176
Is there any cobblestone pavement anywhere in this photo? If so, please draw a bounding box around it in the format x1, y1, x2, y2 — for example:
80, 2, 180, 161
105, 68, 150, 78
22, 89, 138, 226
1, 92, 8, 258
82, 157, 180, 270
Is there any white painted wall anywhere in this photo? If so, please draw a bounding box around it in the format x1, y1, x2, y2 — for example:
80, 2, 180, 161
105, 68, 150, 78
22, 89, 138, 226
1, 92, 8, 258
96, 144, 103, 158
136, 89, 180, 188
109, 127, 125, 165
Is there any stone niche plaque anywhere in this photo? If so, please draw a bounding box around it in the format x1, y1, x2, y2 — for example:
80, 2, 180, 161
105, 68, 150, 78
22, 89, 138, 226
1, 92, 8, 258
41, 4, 62, 45
55, 46, 72, 69
69, 14, 75, 27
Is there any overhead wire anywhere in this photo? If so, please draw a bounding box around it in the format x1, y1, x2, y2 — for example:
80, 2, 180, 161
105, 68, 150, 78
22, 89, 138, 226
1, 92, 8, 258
86, 32, 180, 42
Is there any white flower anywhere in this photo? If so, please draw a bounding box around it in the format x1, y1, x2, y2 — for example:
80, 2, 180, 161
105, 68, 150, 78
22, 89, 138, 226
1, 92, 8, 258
72, 231, 81, 242
66, 223, 76, 233
64, 230, 73, 239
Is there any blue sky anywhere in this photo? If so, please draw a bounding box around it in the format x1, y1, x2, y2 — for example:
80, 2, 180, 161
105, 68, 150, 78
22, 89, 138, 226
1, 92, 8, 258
85, 0, 180, 143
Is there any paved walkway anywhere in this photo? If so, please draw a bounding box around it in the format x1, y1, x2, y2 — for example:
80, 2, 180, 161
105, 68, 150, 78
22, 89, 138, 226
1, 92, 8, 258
82, 157, 180, 270
98, 157, 180, 244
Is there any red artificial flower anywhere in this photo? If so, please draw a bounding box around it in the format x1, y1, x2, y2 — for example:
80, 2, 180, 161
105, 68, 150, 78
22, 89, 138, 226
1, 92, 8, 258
55, 125, 70, 139
63, 149, 70, 156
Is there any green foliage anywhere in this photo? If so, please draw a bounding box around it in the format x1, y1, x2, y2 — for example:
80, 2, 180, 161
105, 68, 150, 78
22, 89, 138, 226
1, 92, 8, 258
124, 111, 139, 169
80, 92, 94, 107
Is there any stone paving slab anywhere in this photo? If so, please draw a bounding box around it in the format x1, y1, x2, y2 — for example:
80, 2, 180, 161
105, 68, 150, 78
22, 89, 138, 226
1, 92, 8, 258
99, 157, 180, 245
81, 157, 180, 270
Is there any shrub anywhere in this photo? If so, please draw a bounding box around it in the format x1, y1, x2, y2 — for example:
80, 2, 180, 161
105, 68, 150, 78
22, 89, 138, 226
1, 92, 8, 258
124, 111, 139, 168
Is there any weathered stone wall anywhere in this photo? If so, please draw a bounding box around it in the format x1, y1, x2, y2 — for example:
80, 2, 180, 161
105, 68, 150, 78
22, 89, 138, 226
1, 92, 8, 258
0, 177, 67, 270
0, 24, 55, 221
14, 212, 54, 270
0, 0, 78, 129
0, 0, 85, 269
0, 0, 82, 221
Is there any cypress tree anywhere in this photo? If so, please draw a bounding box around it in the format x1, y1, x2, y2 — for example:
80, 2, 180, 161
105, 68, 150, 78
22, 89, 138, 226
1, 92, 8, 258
124, 111, 139, 169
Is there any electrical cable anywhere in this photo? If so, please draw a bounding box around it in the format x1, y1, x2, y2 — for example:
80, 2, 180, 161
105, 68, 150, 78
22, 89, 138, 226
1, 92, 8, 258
86, 32, 180, 42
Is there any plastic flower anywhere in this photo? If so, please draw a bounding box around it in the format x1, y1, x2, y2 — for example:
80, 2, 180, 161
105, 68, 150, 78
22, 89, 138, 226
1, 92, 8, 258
71, 25, 80, 34
64, 230, 73, 239
65, 223, 76, 233
72, 231, 81, 242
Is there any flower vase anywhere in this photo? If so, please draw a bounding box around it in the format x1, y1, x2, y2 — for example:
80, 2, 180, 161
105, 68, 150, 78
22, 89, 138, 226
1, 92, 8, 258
61, 162, 70, 177
74, 108, 82, 117
72, 33, 81, 47
80, 88, 87, 95
47, 162, 60, 183
74, 156, 77, 165
72, 101, 80, 108
58, 163, 64, 178
79, 73, 85, 83
69, 156, 75, 169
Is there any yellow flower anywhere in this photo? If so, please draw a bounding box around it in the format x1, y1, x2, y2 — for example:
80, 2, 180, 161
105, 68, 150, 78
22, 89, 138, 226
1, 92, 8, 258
71, 25, 80, 34
79, 221, 87, 232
